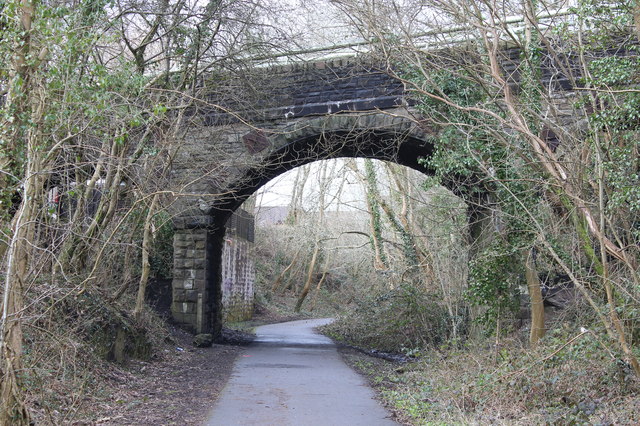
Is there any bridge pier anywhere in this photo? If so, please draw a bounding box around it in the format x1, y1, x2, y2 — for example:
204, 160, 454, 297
171, 228, 217, 334
171, 208, 255, 336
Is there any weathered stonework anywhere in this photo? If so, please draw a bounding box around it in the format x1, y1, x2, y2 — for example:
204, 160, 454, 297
221, 209, 255, 322
221, 237, 254, 322
168, 57, 588, 335
171, 229, 213, 334
171, 210, 255, 332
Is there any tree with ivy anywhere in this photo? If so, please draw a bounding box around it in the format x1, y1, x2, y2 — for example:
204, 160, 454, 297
332, 0, 640, 374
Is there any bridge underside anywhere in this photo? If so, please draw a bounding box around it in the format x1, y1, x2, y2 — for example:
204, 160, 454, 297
170, 110, 451, 335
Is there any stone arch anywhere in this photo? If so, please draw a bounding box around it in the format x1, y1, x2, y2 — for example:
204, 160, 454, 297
217, 111, 435, 214
170, 110, 485, 335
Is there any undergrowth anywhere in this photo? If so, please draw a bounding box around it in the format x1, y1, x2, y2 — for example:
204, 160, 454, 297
318, 282, 640, 424
335, 317, 640, 425
20, 281, 171, 424
323, 283, 465, 354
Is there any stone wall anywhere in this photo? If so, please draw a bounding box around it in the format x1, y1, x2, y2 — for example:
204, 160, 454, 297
171, 209, 255, 332
221, 209, 255, 322
221, 237, 254, 322
203, 59, 405, 125
171, 229, 213, 334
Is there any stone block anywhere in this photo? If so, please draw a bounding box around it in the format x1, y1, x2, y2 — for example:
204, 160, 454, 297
184, 279, 194, 290
185, 290, 200, 302
171, 309, 186, 324
175, 239, 190, 249
181, 302, 196, 314
193, 334, 214, 348
195, 279, 206, 290
171, 311, 197, 332
192, 232, 206, 242
172, 276, 184, 289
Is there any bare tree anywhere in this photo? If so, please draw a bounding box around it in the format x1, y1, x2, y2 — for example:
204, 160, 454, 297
0, 0, 305, 418
331, 0, 639, 371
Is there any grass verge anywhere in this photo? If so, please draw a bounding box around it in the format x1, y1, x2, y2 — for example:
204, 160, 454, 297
334, 327, 640, 425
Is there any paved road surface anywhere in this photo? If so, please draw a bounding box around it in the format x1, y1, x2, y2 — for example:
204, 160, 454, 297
206, 318, 398, 426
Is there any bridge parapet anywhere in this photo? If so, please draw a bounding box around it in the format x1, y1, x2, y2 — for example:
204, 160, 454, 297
202, 58, 405, 125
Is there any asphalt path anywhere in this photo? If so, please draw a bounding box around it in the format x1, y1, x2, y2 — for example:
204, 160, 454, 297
206, 318, 398, 426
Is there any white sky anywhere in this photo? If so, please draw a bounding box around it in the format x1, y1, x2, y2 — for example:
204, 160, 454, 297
254, 159, 367, 210
253, 158, 427, 213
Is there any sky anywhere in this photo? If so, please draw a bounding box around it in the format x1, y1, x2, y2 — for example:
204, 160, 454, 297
254, 159, 369, 210
252, 158, 432, 214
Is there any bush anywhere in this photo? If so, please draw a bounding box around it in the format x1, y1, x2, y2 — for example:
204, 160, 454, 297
325, 283, 468, 353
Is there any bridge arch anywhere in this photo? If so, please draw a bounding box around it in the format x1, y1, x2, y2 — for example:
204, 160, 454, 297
170, 110, 485, 336
216, 111, 435, 214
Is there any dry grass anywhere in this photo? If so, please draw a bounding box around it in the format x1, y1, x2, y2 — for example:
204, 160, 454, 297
339, 327, 640, 425
19, 281, 172, 424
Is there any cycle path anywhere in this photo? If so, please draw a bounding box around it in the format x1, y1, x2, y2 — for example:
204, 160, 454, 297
206, 318, 398, 426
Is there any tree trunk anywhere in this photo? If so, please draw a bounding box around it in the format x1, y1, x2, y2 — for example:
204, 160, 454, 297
0, 181, 35, 425
295, 244, 320, 312
525, 248, 545, 346
347, 159, 388, 270
0, 0, 38, 421
0, 90, 43, 426
287, 165, 310, 224
272, 247, 302, 293
309, 271, 329, 312
134, 193, 160, 321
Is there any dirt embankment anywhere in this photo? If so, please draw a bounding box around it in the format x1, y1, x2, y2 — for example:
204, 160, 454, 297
88, 327, 244, 425
88, 306, 302, 425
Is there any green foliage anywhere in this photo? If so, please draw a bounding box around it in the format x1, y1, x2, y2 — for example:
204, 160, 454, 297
409, 70, 544, 236
407, 69, 495, 182
466, 240, 521, 331
348, 324, 640, 425
520, 3, 543, 135
149, 211, 174, 279
364, 158, 388, 265
603, 141, 640, 213
583, 33, 640, 245
567, 0, 633, 47
405, 69, 542, 330
589, 56, 640, 87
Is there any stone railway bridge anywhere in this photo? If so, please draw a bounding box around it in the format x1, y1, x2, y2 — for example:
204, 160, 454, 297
167, 48, 601, 335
